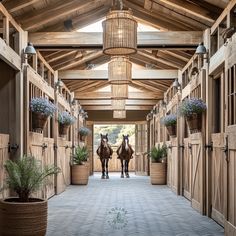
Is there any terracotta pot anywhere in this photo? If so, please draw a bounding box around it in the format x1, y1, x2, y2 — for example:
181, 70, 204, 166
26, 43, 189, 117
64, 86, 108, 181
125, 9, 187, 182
166, 125, 176, 137
59, 124, 70, 136
0, 198, 47, 236
71, 164, 88, 185
80, 135, 86, 142
186, 113, 202, 134
150, 162, 167, 185
32, 112, 48, 131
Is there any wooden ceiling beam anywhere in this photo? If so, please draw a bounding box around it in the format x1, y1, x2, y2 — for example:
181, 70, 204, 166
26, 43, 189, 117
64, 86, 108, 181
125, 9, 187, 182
55, 51, 103, 70
29, 31, 203, 49
59, 69, 178, 80
75, 91, 160, 100
138, 50, 182, 69
162, 50, 191, 62
151, 0, 216, 23
79, 99, 158, 106
82, 105, 154, 111
3, 0, 40, 13
131, 81, 165, 93
17, 0, 98, 31
46, 50, 77, 63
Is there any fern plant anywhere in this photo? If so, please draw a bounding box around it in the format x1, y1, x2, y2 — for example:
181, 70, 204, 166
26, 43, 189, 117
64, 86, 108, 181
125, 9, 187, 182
4, 155, 60, 202
150, 145, 167, 163
73, 146, 89, 165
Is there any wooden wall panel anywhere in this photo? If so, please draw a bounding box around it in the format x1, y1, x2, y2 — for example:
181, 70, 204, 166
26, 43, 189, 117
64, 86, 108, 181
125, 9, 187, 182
0, 134, 9, 199
190, 133, 204, 214
56, 138, 72, 194
183, 138, 191, 200
211, 133, 227, 226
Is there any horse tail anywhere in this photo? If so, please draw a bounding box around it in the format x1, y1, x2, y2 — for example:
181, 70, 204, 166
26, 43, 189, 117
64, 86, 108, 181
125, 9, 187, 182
96, 146, 101, 157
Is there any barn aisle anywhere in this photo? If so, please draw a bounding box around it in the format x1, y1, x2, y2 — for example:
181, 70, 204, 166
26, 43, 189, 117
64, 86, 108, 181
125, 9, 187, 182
47, 173, 223, 236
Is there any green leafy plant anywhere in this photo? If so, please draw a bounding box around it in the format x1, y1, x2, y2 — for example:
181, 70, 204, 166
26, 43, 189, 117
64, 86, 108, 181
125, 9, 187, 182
78, 127, 91, 136
73, 146, 89, 165
150, 145, 167, 163
4, 155, 60, 202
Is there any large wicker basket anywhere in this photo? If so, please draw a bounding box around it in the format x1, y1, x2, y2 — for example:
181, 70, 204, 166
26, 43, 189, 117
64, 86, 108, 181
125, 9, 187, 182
71, 164, 88, 185
166, 125, 176, 137
150, 162, 167, 185
32, 112, 48, 131
59, 123, 70, 136
186, 113, 202, 133
0, 198, 47, 236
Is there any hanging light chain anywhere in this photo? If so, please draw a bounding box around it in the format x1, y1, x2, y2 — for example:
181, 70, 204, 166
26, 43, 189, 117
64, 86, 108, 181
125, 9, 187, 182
119, 0, 123, 10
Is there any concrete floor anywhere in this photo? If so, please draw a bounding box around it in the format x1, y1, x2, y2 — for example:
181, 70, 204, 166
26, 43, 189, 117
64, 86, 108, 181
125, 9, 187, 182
47, 173, 224, 236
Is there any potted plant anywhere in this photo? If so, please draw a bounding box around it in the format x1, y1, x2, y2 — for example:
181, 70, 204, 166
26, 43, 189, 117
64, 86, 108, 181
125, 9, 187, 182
162, 114, 177, 137
0, 155, 60, 236
58, 111, 75, 136
78, 127, 91, 142
178, 98, 207, 133
71, 146, 89, 185
30, 97, 57, 131
150, 145, 167, 185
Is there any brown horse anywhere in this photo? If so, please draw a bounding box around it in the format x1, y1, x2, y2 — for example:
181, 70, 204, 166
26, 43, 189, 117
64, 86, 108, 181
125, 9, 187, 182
96, 134, 113, 179
117, 135, 134, 178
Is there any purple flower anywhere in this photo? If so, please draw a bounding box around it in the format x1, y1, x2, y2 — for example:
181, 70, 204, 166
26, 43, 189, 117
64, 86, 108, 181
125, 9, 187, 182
58, 111, 75, 125
162, 114, 177, 126
178, 98, 206, 117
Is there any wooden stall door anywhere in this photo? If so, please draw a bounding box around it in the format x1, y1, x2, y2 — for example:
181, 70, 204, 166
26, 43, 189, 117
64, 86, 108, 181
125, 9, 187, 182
190, 133, 204, 214
211, 133, 227, 226
183, 138, 191, 200
56, 138, 71, 194
29, 132, 56, 199
0, 134, 9, 199
225, 126, 236, 235
43, 137, 55, 199
167, 138, 179, 193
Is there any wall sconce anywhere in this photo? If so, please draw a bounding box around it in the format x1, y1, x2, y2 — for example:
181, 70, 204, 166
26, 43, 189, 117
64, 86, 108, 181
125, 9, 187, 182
23, 42, 36, 62
70, 98, 76, 106
173, 78, 181, 92
161, 100, 166, 108
54, 79, 64, 90
195, 42, 208, 62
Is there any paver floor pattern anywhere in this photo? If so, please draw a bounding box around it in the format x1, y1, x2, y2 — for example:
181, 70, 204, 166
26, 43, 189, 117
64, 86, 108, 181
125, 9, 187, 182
47, 173, 224, 236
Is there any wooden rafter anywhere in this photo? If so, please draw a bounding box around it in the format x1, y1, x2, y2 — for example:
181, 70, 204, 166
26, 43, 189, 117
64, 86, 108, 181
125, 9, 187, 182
17, 0, 99, 31
46, 50, 77, 63
3, 0, 40, 13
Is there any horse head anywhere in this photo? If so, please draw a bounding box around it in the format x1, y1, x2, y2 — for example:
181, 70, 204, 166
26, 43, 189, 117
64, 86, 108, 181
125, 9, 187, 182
100, 133, 108, 148
122, 134, 129, 151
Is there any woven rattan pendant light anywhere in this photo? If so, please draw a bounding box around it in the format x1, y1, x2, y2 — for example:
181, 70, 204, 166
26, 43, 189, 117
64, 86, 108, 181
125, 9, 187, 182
102, 0, 137, 55
111, 99, 126, 110
108, 56, 132, 84
111, 84, 128, 99
113, 110, 126, 119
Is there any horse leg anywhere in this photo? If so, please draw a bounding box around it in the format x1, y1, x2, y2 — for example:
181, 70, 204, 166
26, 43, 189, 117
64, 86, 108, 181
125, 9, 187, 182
105, 158, 109, 179
120, 159, 124, 178
125, 159, 130, 178
101, 158, 105, 179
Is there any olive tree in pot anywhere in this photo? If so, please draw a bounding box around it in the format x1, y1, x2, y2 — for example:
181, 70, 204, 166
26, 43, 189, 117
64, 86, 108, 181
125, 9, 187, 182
71, 146, 89, 185
58, 111, 75, 136
0, 155, 60, 236
150, 145, 167, 185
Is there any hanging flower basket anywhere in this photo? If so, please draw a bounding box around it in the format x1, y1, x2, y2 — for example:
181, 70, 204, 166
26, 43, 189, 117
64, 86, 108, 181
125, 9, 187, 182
59, 124, 70, 136
186, 113, 202, 133
32, 112, 48, 131
178, 98, 206, 134
162, 114, 177, 137
166, 125, 176, 137
80, 135, 86, 142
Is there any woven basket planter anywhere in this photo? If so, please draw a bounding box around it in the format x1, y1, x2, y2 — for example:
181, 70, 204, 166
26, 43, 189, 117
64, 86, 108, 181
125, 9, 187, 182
71, 164, 88, 185
32, 112, 48, 131
0, 198, 47, 236
186, 113, 202, 134
166, 125, 176, 137
59, 124, 70, 136
150, 162, 167, 185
